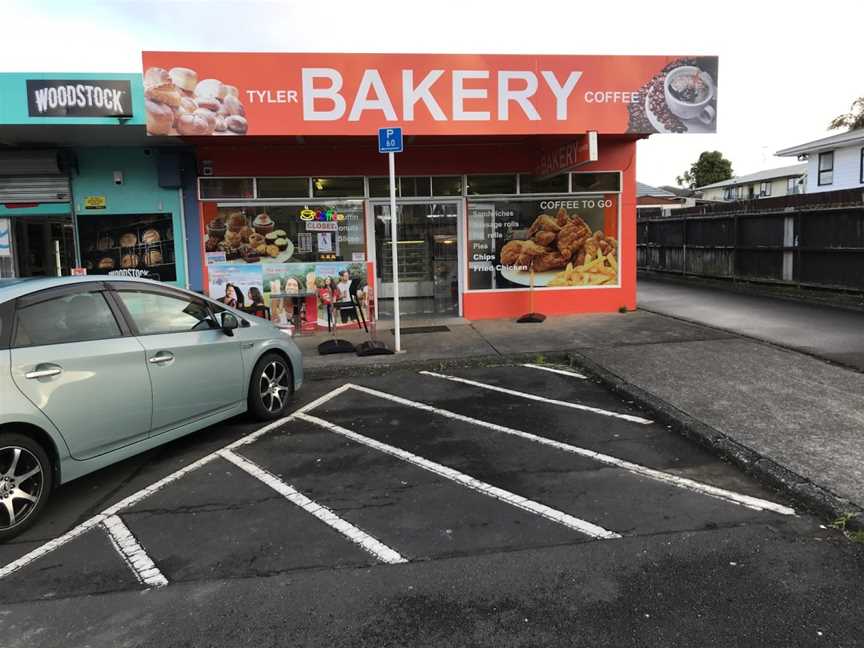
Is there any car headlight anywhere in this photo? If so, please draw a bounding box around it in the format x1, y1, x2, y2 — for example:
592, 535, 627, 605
278, 327, 293, 338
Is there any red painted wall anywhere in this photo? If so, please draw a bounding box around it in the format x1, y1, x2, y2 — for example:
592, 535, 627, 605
195, 134, 638, 319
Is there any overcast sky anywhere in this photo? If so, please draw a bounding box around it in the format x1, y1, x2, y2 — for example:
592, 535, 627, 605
3, 0, 863, 187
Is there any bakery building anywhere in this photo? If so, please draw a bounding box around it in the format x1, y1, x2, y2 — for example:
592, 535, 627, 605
0, 72, 199, 288
141, 52, 716, 327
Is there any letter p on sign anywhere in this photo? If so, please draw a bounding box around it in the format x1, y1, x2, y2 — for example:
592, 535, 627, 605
378, 127, 403, 153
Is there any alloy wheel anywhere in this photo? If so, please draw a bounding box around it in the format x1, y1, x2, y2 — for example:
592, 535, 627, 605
0, 446, 44, 531
259, 360, 290, 413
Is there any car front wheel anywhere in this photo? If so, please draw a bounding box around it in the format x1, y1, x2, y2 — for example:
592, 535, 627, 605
248, 353, 293, 420
0, 433, 53, 542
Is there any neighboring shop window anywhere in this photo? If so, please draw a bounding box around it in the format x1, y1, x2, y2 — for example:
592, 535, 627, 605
205, 202, 365, 264
466, 195, 619, 290
78, 214, 176, 282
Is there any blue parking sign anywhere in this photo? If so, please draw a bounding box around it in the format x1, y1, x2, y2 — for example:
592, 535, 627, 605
378, 127, 403, 153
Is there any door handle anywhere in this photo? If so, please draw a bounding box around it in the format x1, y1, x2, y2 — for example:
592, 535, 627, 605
240, 343, 254, 349
25, 365, 62, 379
148, 352, 175, 365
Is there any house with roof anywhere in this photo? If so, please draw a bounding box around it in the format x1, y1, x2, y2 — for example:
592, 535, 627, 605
776, 129, 864, 194
695, 164, 807, 201
636, 182, 692, 215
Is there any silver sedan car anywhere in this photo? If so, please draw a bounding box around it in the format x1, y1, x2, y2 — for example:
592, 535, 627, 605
0, 276, 303, 540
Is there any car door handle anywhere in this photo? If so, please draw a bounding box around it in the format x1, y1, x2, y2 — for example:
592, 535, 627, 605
240, 343, 254, 349
148, 352, 175, 365
25, 365, 62, 379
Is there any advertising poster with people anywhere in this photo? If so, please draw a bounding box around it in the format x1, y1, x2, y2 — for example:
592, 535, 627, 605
315, 262, 369, 328
207, 263, 264, 311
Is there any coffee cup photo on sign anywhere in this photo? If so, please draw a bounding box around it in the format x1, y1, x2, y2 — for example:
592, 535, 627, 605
627, 56, 718, 134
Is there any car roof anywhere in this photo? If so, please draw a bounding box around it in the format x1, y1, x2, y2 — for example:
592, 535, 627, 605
0, 276, 181, 303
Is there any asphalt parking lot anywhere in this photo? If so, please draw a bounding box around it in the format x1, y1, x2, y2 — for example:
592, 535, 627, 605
2, 364, 863, 647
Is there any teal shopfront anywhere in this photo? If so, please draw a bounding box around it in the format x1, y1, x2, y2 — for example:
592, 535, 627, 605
0, 73, 200, 288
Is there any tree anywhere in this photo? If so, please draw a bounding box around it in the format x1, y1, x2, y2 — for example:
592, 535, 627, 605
676, 151, 733, 189
829, 97, 864, 131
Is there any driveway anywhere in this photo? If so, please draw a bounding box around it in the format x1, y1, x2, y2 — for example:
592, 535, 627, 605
638, 276, 864, 370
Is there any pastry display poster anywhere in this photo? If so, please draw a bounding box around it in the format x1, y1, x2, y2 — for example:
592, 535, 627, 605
143, 52, 717, 136
467, 195, 619, 290
203, 202, 364, 265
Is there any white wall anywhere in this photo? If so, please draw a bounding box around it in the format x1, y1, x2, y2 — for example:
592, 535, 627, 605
806, 145, 864, 193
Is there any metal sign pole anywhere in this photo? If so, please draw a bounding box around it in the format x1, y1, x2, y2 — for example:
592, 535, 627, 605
389, 150, 401, 353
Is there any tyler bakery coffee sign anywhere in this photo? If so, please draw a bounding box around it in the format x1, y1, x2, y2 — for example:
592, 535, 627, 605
27, 79, 132, 118
142, 52, 718, 137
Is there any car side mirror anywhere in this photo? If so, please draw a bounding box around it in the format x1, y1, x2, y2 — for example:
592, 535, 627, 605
221, 312, 239, 336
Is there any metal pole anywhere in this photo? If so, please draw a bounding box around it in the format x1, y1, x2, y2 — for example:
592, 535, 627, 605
389, 151, 401, 353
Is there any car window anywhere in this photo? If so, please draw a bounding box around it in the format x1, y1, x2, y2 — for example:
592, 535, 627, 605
14, 292, 122, 347
117, 290, 219, 335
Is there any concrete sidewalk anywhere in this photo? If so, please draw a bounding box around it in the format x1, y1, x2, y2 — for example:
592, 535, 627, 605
295, 310, 864, 522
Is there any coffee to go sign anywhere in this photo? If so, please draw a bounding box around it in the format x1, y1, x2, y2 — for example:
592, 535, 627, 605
142, 52, 718, 136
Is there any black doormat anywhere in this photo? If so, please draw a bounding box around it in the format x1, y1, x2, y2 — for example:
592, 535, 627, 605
389, 325, 451, 335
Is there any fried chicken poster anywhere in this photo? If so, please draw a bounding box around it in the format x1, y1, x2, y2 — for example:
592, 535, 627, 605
467, 195, 618, 290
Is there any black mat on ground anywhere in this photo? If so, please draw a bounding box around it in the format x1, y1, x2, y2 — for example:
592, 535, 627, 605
389, 325, 450, 334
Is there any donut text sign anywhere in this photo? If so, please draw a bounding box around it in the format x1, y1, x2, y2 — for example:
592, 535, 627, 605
142, 52, 718, 136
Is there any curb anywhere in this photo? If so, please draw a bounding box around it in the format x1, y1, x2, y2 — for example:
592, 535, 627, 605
569, 350, 864, 533
303, 351, 572, 382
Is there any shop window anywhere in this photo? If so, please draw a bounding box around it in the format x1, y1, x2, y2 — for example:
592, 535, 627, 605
368, 176, 431, 198
466, 194, 619, 291
399, 177, 432, 197
570, 172, 621, 192
431, 176, 463, 196
518, 173, 568, 194
312, 177, 364, 198
14, 292, 121, 347
466, 174, 517, 195
818, 151, 834, 186
78, 213, 176, 282
368, 177, 395, 198
256, 177, 309, 198
205, 201, 365, 265
199, 177, 254, 200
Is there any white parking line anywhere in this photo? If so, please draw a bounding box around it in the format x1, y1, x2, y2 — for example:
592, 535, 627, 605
220, 449, 407, 565
419, 371, 653, 424
296, 412, 621, 540
102, 515, 168, 588
521, 364, 588, 380
0, 386, 347, 582
346, 384, 796, 516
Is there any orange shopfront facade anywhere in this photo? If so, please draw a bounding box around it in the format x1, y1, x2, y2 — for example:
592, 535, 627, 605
142, 52, 718, 327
